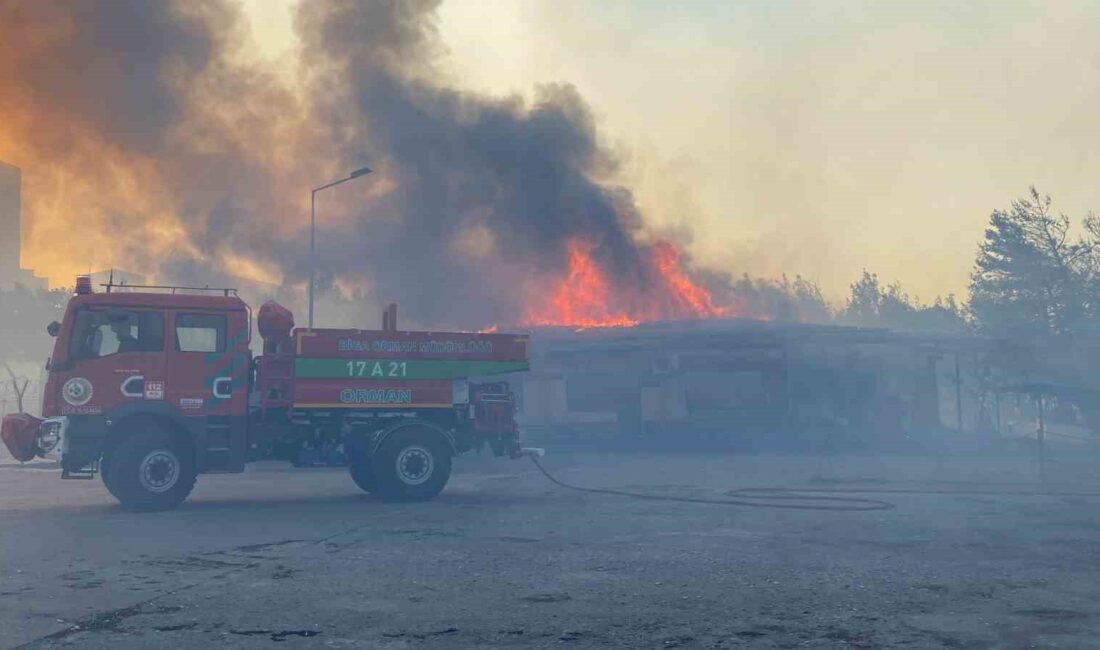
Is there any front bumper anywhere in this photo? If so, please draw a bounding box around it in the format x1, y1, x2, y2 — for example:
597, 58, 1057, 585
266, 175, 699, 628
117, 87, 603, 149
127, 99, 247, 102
2, 413, 104, 474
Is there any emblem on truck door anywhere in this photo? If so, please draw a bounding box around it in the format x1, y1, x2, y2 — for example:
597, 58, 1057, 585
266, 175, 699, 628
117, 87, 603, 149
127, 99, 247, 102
62, 378, 93, 404
62, 378, 94, 406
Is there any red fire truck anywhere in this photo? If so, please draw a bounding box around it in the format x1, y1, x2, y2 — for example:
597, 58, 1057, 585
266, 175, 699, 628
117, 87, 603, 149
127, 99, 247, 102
1, 277, 535, 511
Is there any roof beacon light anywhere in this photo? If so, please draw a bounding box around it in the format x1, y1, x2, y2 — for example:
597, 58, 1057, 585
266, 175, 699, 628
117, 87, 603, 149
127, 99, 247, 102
75, 275, 93, 295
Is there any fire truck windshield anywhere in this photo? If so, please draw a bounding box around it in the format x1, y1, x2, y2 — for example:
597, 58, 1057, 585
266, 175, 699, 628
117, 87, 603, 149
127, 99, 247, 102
69, 309, 165, 359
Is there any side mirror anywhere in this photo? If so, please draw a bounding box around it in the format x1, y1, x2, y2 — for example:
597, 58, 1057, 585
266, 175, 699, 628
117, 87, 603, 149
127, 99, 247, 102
50, 358, 75, 372
47, 321, 61, 337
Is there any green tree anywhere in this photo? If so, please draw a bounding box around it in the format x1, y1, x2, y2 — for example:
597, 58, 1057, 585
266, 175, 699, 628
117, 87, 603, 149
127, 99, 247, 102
726, 274, 833, 324
840, 271, 966, 332
970, 187, 1096, 340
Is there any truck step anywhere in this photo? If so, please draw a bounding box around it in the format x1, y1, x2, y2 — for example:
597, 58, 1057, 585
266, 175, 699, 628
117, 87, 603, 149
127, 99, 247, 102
62, 467, 96, 480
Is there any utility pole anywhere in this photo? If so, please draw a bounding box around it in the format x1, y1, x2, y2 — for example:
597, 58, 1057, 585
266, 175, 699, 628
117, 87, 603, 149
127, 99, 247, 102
309, 166, 372, 329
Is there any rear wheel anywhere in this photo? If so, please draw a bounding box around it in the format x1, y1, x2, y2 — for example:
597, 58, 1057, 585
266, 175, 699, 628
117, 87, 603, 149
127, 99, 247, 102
371, 426, 452, 502
106, 430, 196, 511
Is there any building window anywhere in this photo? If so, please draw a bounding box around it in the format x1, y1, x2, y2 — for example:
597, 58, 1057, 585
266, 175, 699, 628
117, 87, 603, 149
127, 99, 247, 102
175, 313, 226, 353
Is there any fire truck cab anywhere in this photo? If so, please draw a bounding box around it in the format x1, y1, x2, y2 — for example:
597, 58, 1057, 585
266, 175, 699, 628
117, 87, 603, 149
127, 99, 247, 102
32, 283, 251, 506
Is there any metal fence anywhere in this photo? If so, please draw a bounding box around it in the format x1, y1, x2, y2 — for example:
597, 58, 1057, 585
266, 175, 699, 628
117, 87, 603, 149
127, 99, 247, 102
0, 379, 44, 419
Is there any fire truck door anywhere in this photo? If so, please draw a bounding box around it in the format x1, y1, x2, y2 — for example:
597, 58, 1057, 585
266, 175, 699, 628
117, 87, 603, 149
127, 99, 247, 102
167, 310, 250, 472
58, 308, 168, 418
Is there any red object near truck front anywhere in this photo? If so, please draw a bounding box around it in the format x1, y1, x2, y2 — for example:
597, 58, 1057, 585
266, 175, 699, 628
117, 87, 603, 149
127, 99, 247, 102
1, 279, 534, 510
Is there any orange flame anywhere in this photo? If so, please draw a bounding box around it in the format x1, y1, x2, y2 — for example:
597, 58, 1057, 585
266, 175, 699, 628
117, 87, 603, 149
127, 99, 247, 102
525, 239, 638, 328
645, 241, 730, 319
524, 238, 734, 328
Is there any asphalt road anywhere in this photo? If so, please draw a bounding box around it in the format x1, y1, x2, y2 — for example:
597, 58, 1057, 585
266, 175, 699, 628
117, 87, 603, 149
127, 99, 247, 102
3, 447, 1100, 648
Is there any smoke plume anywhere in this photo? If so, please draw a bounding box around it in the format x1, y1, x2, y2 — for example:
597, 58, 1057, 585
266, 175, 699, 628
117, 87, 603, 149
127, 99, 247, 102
0, 0, 751, 329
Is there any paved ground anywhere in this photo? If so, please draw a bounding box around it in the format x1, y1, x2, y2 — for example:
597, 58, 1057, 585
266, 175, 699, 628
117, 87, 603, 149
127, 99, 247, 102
3, 444, 1100, 649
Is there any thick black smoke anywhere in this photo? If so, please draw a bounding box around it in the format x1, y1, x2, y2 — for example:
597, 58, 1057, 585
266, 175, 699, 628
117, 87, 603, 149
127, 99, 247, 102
0, 0, 214, 153
293, 0, 652, 326
1, 0, 687, 329
0, 0, 306, 282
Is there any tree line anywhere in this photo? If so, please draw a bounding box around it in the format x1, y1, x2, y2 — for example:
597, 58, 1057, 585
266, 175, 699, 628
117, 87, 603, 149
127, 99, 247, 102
0, 186, 1093, 363
731, 187, 1098, 347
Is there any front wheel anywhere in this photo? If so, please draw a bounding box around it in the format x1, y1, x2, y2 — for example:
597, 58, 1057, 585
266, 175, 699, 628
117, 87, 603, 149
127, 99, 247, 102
100, 452, 121, 500
371, 427, 452, 502
105, 431, 196, 511
348, 458, 376, 493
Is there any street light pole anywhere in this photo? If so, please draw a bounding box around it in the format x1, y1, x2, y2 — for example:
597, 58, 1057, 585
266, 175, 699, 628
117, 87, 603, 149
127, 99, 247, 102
309, 166, 373, 329
309, 189, 316, 330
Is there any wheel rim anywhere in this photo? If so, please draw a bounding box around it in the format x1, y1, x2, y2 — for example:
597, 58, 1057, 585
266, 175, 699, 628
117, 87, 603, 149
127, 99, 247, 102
395, 446, 434, 486
139, 450, 180, 493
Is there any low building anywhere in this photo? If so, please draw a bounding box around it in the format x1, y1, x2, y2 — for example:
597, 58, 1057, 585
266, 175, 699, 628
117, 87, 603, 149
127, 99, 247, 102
6, 268, 48, 291
510, 320, 1015, 450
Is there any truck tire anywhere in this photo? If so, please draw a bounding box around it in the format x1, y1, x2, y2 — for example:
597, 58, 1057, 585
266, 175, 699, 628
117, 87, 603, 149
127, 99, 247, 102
100, 452, 121, 500
348, 458, 377, 493
106, 430, 197, 511
99, 437, 129, 499
371, 426, 452, 502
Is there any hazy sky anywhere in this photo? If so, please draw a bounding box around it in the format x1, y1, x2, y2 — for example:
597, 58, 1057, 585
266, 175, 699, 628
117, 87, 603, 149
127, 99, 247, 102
241, 0, 1100, 302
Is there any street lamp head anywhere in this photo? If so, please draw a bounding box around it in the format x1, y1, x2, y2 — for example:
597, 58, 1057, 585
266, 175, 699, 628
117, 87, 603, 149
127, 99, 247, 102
310, 164, 375, 329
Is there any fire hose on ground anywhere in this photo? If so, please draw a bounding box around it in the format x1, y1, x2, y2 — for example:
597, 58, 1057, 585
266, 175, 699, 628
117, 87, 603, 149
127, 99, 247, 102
526, 454, 894, 512
525, 454, 1100, 512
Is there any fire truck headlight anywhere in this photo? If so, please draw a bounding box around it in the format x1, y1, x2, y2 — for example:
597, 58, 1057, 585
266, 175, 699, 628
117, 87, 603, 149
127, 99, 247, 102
37, 424, 59, 452
36, 418, 67, 459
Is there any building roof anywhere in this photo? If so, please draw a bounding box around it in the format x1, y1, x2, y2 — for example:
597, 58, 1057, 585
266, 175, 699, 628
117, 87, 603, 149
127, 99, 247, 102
528, 317, 1005, 353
